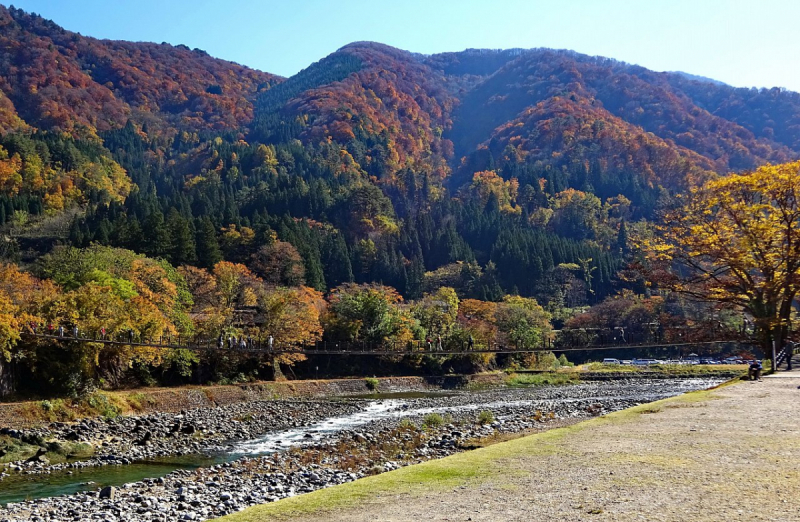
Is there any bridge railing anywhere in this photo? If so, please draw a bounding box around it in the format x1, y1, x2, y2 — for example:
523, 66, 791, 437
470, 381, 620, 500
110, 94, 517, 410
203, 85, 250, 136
22, 332, 555, 354
21, 326, 752, 355
553, 326, 746, 350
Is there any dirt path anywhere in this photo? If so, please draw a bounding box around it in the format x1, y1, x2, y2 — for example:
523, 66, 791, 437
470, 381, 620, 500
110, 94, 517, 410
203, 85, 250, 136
224, 373, 800, 522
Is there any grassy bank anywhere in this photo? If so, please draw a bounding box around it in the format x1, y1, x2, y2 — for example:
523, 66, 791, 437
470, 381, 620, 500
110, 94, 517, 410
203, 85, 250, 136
0, 366, 740, 428
0, 434, 93, 465
218, 381, 735, 522
14, 391, 156, 424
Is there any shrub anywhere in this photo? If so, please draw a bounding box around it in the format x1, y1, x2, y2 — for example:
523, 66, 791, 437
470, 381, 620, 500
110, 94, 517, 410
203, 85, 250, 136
127, 392, 153, 412
557, 354, 574, 367
477, 410, 495, 425
365, 377, 379, 391
37, 399, 75, 422
505, 372, 577, 386
422, 412, 445, 429
84, 393, 122, 419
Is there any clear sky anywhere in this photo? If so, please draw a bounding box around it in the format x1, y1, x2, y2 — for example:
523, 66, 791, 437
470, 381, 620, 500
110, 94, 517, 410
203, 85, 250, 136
9, 0, 800, 91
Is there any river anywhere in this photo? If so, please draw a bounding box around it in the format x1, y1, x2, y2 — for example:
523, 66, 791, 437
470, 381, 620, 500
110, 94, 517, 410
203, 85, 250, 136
0, 378, 725, 519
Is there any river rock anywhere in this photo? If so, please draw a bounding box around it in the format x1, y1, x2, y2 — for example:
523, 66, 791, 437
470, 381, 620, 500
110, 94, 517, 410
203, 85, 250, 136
98, 485, 117, 499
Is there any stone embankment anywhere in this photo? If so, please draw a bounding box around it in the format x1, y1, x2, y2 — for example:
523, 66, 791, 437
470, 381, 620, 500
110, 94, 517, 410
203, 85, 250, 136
0, 375, 505, 429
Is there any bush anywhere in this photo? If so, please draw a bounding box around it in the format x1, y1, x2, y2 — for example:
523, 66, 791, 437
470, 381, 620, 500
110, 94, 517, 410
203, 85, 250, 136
127, 392, 153, 412
423, 412, 445, 429
37, 399, 75, 422
365, 377, 379, 391
557, 354, 574, 367
84, 393, 122, 419
477, 410, 495, 425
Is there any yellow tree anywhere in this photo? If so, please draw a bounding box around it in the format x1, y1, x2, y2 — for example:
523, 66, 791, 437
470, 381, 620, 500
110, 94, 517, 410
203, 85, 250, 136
646, 161, 800, 363
411, 287, 459, 337
255, 285, 325, 365
466, 170, 520, 214
212, 261, 259, 309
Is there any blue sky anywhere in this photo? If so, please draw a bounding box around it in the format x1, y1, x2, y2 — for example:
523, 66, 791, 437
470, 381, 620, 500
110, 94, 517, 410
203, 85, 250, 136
9, 0, 800, 91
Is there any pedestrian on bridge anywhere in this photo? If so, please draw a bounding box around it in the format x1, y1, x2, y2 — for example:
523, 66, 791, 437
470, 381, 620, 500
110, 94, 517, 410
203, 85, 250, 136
58, 325, 64, 337
73, 325, 79, 338
437, 335, 443, 351
268, 334, 274, 351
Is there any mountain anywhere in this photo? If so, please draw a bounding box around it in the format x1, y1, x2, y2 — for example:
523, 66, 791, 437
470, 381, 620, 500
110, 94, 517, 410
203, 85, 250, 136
1, 6, 800, 305
440, 48, 794, 173
669, 71, 728, 86
0, 6, 280, 136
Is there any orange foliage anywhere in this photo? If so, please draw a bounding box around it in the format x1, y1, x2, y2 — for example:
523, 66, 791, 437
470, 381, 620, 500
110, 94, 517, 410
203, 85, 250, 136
0, 6, 280, 135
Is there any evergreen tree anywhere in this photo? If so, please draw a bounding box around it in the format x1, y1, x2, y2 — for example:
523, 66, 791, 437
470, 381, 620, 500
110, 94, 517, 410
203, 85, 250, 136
195, 217, 222, 268
322, 233, 354, 287
167, 209, 197, 265
144, 210, 170, 257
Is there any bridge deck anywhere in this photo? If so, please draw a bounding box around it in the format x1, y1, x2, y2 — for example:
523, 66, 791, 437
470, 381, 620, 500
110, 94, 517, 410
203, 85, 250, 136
21, 333, 749, 356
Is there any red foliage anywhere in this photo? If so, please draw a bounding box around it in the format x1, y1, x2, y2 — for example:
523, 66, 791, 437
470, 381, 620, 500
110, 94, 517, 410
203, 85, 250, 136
488, 96, 716, 189
286, 43, 457, 181
0, 6, 280, 136
447, 49, 795, 173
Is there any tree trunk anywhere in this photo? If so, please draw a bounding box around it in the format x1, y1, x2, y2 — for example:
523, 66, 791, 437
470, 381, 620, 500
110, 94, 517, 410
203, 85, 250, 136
0, 358, 15, 397
271, 357, 286, 381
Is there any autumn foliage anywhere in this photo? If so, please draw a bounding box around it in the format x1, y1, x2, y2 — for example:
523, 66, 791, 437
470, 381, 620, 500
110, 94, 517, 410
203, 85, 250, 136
644, 161, 800, 358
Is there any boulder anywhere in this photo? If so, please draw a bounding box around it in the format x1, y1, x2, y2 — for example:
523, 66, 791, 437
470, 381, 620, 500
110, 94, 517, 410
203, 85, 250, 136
99, 486, 117, 500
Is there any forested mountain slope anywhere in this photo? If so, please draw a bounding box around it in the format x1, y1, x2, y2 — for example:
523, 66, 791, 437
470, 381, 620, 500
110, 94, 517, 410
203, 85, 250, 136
0, 5, 280, 136
1, 5, 800, 308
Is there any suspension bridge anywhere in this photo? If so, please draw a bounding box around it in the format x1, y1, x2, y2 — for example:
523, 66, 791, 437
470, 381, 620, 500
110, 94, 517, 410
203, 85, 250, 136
20, 325, 758, 357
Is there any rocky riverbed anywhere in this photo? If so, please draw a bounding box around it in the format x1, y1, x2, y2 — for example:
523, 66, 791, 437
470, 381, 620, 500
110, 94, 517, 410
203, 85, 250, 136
0, 378, 725, 521
1, 399, 362, 475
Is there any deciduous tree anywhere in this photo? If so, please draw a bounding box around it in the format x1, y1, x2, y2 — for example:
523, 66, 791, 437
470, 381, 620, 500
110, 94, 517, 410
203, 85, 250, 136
645, 161, 800, 361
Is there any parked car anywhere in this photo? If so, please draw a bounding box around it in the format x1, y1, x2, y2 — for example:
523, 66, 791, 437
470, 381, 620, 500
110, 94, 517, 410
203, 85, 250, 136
723, 357, 744, 364
602, 358, 621, 365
